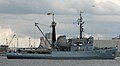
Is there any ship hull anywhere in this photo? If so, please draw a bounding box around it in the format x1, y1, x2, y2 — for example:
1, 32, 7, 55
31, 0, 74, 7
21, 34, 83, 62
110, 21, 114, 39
7, 48, 117, 59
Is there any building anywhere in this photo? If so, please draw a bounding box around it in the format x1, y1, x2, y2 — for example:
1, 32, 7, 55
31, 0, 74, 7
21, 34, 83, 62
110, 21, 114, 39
0, 45, 9, 55
94, 39, 120, 51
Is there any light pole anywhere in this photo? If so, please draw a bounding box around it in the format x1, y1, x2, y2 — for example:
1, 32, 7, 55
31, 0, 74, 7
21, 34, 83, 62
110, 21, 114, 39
17, 38, 18, 48
29, 37, 31, 48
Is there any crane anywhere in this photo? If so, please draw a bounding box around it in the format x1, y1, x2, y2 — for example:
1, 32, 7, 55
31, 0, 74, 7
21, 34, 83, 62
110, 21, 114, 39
8, 34, 16, 46
35, 23, 51, 47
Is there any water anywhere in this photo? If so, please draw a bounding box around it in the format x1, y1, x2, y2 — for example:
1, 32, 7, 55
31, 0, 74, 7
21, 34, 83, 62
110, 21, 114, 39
0, 56, 120, 66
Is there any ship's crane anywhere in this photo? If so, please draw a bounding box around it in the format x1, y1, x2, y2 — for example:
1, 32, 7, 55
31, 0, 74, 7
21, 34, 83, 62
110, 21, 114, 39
35, 23, 51, 47
8, 34, 16, 46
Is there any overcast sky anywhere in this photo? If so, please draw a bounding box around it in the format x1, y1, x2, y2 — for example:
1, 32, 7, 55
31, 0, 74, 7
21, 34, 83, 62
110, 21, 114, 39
0, 0, 120, 47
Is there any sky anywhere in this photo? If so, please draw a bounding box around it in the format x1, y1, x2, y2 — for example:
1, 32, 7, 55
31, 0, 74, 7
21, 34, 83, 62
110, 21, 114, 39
0, 0, 120, 47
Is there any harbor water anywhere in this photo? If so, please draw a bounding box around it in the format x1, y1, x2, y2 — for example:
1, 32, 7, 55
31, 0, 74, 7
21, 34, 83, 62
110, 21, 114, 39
0, 56, 120, 66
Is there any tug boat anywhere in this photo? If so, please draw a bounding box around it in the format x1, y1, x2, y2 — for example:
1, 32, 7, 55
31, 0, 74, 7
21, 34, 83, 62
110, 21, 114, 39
7, 12, 118, 59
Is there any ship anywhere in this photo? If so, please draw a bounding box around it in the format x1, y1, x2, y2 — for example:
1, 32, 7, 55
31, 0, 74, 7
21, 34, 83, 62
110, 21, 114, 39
7, 12, 118, 59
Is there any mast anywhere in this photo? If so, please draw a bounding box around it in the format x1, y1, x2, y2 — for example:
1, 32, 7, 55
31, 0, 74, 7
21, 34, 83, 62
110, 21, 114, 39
47, 12, 56, 49
78, 11, 84, 39
51, 21, 56, 48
